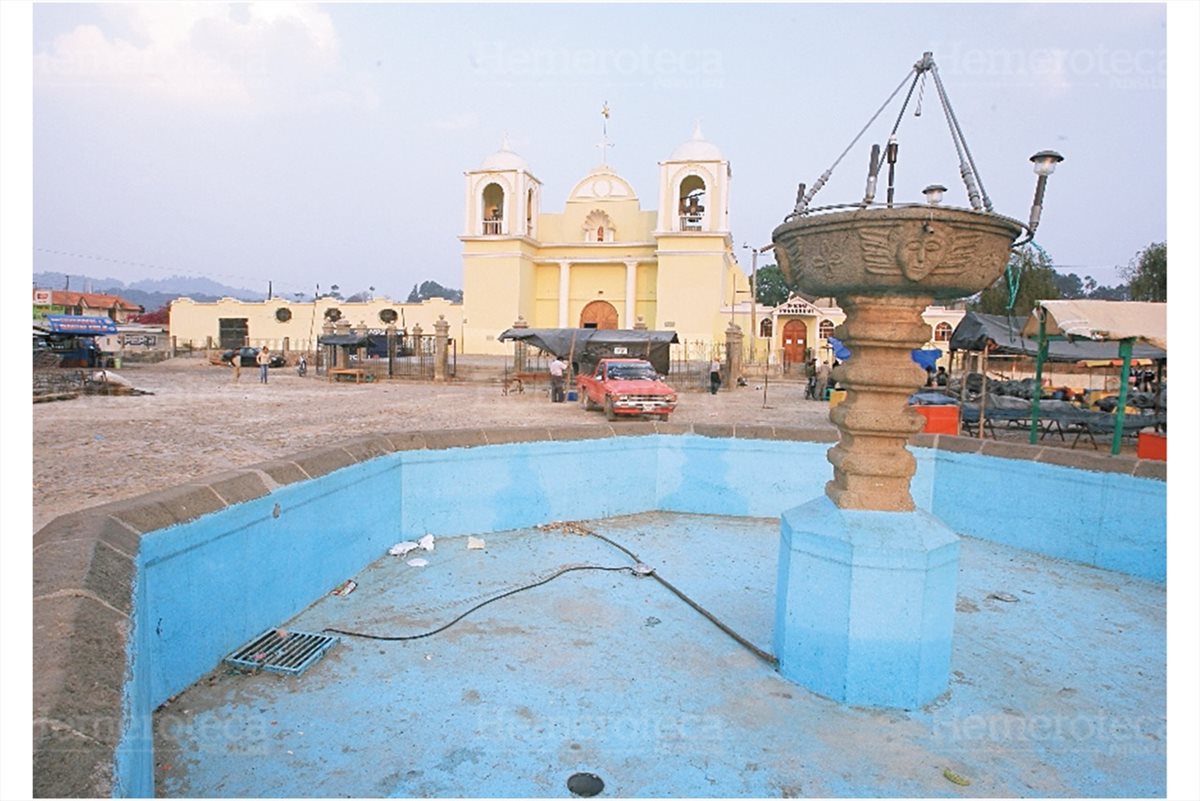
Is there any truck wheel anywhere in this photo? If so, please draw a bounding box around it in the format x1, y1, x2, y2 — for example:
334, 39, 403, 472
604, 396, 616, 421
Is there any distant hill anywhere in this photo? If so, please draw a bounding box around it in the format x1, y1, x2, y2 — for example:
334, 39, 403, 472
32, 271, 264, 310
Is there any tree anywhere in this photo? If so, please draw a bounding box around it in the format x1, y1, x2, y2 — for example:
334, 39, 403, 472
1051, 271, 1085, 298
1121, 242, 1166, 301
407, 280, 464, 303
1052, 270, 1130, 301
133, 306, 170, 325
753, 264, 790, 307
971, 245, 1060, 315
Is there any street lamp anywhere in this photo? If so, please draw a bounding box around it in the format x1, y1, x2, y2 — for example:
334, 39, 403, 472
1027, 150, 1064, 236
922, 184, 947, 206
741, 242, 774, 363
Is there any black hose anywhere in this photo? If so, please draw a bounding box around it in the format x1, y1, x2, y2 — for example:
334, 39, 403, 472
324, 565, 631, 641
585, 530, 779, 667
326, 529, 780, 668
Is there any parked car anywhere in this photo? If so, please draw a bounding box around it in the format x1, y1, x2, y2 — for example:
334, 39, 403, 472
220, 347, 287, 368
576, 358, 678, 421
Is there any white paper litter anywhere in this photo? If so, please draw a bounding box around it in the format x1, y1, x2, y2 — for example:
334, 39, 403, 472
388, 541, 419, 557
467, 536, 486, 550
407, 558, 429, 567
418, 534, 436, 552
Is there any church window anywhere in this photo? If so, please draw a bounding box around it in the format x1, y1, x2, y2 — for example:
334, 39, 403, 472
526, 188, 535, 234
760, 318, 773, 338
934, 321, 952, 341
482, 183, 505, 235
819, 320, 834, 340
678, 175, 707, 230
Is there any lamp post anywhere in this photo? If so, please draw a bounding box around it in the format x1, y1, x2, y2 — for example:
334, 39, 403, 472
742, 242, 775, 363
1027, 150, 1064, 236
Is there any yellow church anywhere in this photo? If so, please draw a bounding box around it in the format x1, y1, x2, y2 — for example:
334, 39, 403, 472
167, 122, 962, 369
459, 125, 750, 355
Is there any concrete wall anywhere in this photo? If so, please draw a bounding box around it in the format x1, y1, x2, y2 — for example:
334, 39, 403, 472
32, 426, 1165, 797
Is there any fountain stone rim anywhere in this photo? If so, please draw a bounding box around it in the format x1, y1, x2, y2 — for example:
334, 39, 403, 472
772, 205, 1027, 301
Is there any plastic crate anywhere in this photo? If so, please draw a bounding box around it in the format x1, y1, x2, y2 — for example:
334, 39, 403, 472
912, 404, 960, 435
1137, 431, 1166, 461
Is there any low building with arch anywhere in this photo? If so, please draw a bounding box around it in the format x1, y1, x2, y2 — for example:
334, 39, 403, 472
748, 294, 965, 372
168, 296, 462, 354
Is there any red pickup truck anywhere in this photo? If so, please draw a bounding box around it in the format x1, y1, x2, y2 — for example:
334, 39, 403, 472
576, 358, 678, 421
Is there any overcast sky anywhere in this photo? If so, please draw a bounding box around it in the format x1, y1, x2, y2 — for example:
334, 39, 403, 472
28, 2, 1170, 300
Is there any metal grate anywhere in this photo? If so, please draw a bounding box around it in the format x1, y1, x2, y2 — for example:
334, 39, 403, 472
224, 629, 339, 676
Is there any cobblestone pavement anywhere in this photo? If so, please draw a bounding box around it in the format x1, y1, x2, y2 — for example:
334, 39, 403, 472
31, 357, 833, 532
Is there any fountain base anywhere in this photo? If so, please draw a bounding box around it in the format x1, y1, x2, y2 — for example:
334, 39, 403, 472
773, 495, 959, 709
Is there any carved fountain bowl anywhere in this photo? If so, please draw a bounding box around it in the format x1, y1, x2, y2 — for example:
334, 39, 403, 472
772, 206, 1025, 300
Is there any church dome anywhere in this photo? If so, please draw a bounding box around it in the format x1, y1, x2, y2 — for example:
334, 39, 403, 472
669, 122, 723, 162
480, 136, 529, 172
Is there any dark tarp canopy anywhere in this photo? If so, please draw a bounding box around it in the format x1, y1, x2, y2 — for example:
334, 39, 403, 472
949, 312, 1165, 362
497, 328, 680, 375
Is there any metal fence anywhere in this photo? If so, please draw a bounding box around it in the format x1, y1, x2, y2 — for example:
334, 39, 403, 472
316, 334, 456, 381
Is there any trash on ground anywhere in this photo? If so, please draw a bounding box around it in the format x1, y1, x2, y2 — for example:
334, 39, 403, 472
418, 534, 436, 551
389, 541, 419, 557
407, 558, 429, 567
91, 370, 134, 387
331, 580, 357, 597
467, 536, 486, 550
536, 520, 594, 536
942, 767, 971, 786
987, 591, 1020, 603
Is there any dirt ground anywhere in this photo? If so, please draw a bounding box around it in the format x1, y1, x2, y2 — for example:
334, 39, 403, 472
31, 357, 835, 533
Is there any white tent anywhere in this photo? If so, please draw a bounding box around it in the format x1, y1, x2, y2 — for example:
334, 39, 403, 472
1023, 300, 1167, 350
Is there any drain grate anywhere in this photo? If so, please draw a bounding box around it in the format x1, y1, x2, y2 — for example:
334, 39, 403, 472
224, 629, 339, 676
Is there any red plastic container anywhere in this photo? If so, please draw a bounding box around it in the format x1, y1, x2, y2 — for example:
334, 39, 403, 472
912, 405, 960, 435
1137, 431, 1166, 461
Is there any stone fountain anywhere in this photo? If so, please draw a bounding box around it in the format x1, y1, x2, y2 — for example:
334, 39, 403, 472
769, 53, 1044, 708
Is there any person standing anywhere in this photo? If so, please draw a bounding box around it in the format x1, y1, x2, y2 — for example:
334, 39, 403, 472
709, 357, 722, 395
230, 352, 241, 383
816, 360, 832, 398
548, 355, 567, 403
257, 346, 271, 384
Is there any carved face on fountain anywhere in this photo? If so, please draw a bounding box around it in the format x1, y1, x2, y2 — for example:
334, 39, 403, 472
774, 207, 1023, 299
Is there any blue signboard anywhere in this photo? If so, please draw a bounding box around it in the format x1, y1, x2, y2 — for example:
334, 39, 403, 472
44, 315, 118, 335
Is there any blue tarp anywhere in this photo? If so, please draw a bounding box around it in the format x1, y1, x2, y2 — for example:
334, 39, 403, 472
826, 336, 852, 361
43, 314, 118, 335
910, 348, 944, 370
826, 339, 944, 371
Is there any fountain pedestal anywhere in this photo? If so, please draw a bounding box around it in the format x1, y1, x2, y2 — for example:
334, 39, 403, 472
774, 497, 959, 708
771, 206, 1023, 708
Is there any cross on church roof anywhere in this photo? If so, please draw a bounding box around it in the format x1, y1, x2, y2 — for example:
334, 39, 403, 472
596, 101, 614, 165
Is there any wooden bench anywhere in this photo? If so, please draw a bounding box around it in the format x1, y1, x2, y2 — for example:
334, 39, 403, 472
328, 367, 368, 384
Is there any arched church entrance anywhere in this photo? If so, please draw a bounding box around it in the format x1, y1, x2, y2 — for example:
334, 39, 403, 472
579, 300, 619, 330
782, 320, 808, 371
